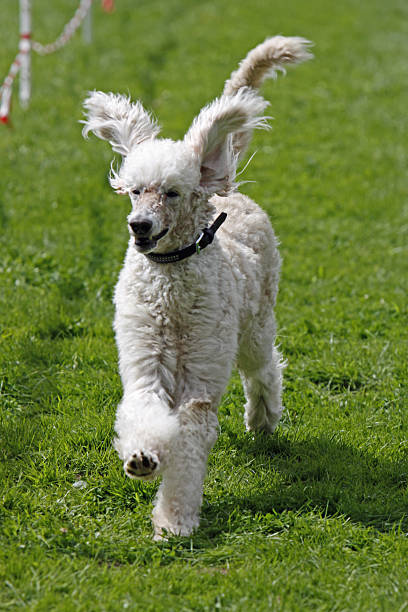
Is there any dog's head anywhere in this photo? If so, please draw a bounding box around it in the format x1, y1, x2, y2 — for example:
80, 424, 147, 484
82, 89, 268, 254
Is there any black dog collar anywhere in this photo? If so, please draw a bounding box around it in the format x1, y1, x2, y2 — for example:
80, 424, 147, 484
146, 212, 227, 264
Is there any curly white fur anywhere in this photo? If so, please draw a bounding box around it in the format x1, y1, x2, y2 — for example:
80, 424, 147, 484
82, 36, 312, 538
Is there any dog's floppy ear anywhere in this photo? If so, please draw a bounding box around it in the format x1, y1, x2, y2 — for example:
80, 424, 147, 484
82, 91, 160, 156
184, 88, 269, 194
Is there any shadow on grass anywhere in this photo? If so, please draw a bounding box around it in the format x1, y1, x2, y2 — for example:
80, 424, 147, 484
201, 432, 408, 538
45, 429, 407, 566
8, 429, 405, 568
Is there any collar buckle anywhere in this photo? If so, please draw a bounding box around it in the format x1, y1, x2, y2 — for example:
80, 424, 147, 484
195, 231, 205, 254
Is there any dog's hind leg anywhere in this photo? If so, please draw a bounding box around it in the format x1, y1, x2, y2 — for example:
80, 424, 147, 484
239, 345, 284, 433
238, 314, 284, 433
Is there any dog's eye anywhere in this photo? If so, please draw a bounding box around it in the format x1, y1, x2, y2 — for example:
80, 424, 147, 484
166, 190, 179, 199
132, 189, 141, 196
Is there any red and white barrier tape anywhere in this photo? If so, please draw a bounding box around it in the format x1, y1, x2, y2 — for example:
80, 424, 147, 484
0, 0, 114, 124
101, 0, 115, 13
1, 0, 32, 123
0, 36, 31, 124
0, 52, 22, 123
31, 0, 93, 55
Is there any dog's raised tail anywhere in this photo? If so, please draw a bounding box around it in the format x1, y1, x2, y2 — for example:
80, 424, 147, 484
221, 36, 312, 167
223, 36, 313, 96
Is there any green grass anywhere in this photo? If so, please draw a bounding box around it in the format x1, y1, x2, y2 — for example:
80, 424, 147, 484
1, 0, 407, 609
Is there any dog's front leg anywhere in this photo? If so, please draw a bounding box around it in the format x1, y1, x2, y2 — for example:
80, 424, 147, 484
114, 391, 180, 479
152, 399, 218, 539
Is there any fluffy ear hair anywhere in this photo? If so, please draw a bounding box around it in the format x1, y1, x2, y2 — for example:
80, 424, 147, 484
184, 88, 269, 194
81, 91, 160, 156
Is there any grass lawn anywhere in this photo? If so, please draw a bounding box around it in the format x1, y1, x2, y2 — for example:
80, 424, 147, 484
1, 0, 407, 609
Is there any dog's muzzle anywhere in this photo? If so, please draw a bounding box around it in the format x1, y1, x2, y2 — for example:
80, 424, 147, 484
129, 220, 169, 253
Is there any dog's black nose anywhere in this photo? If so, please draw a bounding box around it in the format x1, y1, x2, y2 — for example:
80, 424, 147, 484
129, 220, 153, 235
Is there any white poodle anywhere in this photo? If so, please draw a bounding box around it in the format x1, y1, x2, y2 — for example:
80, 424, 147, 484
82, 36, 312, 538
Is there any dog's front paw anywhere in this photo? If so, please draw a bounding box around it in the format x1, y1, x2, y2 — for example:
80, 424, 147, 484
124, 450, 160, 480
153, 518, 198, 540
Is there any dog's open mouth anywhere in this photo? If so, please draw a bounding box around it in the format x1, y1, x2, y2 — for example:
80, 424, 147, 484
134, 228, 169, 252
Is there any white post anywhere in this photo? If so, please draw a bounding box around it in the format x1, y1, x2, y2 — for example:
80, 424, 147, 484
82, 2, 92, 44
19, 0, 31, 108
